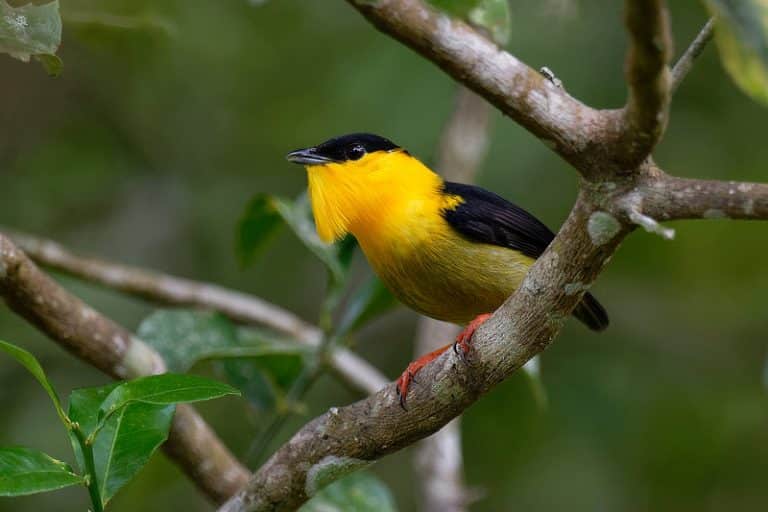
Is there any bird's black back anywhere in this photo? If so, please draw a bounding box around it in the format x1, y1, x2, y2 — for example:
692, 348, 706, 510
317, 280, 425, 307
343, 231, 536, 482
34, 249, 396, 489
440, 181, 609, 331
441, 181, 554, 259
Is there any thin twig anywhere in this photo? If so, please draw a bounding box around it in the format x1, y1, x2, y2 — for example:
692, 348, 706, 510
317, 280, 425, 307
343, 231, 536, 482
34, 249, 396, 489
4, 230, 388, 395
671, 18, 716, 93
639, 172, 768, 221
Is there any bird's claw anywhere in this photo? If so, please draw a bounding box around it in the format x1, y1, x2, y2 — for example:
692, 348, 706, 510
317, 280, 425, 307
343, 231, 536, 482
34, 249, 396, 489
452, 313, 492, 365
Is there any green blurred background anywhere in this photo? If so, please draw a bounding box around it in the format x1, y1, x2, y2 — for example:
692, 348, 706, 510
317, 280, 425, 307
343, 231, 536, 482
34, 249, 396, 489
1, 1, 767, 510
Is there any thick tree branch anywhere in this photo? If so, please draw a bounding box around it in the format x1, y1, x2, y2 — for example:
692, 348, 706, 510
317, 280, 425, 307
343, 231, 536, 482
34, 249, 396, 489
4, 231, 388, 395
345, 0, 628, 178
670, 18, 715, 93
621, 0, 673, 166
414, 86, 491, 512
0, 234, 249, 503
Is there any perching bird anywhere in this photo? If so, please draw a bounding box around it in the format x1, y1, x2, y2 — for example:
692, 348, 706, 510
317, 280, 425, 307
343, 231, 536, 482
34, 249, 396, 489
287, 133, 608, 406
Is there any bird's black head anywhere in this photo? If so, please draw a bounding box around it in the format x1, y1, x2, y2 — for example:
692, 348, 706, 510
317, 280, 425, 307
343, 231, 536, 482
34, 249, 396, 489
286, 133, 400, 165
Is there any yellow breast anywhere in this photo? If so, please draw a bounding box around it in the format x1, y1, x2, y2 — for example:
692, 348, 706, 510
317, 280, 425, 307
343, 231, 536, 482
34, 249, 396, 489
351, 187, 533, 324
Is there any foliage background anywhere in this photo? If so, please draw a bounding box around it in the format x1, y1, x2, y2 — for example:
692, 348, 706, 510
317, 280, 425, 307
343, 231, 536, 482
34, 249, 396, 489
1, 1, 766, 510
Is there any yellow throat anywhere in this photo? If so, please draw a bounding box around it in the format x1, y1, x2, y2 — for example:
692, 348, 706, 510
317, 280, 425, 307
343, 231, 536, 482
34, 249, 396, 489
305, 150, 447, 244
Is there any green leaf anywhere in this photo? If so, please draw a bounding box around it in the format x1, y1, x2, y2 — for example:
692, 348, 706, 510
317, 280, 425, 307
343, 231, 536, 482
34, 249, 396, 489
428, 0, 510, 45
0, 0, 61, 68
68, 384, 118, 473
237, 193, 355, 282
94, 402, 174, 505
138, 309, 239, 372
68, 385, 174, 506
336, 277, 398, 337
236, 194, 283, 267
0, 340, 69, 428
300, 472, 398, 512
218, 327, 306, 412
97, 374, 239, 418
272, 194, 348, 283
138, 309, 308, 412
138, 310, 304, 373
0, 446, 84, 496
706, 0, 768, 105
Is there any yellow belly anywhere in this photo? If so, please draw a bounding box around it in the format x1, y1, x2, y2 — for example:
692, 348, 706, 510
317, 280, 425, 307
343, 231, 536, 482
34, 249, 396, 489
357, 222, 535, 325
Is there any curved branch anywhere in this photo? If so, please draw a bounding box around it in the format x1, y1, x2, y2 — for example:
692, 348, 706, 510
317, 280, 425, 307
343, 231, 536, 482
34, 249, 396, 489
345, 0, 625, 177
621, 0, 673, 166
4, 230, 388, 395
218, 191, 631, 512
0, 234, 249, 503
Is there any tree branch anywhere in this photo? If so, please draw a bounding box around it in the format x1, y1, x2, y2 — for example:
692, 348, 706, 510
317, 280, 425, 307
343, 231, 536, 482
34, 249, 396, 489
671, 18, 715, 93
621, 0, 673, 166
414, 86, 492, 512
0, 234, 249, 503
345, 0, 627, 177
638, 173, 768, 221
4, 230, 388, 395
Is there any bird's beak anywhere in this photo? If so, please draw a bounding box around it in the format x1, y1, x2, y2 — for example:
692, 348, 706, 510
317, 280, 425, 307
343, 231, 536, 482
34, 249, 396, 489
286, 147, 334, 166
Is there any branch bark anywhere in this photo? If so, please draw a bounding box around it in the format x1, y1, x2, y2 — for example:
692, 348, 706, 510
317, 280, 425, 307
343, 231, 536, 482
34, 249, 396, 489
621, 0, 673, 167
414, 86, 492, 512
0, 233, 249, 504
4, 230, 388, 395
638, 173, 768, 221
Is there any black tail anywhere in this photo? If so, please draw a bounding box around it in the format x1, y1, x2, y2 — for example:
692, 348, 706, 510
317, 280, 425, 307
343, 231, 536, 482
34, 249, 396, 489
573, 292, 609, 331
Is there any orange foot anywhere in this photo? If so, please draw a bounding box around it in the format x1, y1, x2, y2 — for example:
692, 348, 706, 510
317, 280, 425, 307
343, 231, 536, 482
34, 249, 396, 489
453, 313, 492, 363
395, 313, 493, 409
395, 343, 452, 410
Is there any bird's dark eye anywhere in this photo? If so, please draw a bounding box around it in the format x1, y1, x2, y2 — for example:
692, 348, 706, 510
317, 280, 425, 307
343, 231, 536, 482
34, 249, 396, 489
346, 144, 366, 161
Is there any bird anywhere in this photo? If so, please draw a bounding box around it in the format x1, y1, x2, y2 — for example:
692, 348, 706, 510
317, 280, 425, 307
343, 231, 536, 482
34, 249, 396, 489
286, 133, 608, 406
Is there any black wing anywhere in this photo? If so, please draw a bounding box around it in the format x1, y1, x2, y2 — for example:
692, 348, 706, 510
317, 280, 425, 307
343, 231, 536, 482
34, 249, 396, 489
441, 181, 609, 331
441, 181, 554, 259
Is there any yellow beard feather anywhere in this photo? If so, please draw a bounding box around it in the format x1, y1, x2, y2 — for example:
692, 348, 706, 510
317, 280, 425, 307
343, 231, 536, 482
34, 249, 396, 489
305, 150, 442, 244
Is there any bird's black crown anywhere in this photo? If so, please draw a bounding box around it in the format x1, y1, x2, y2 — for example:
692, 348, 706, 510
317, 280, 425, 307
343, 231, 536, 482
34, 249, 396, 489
287, 133, 400, 165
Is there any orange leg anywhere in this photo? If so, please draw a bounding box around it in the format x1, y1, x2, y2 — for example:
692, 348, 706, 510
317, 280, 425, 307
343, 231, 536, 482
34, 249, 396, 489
453, 313, 492, 362
395, 343, 452, 409
396, 313, 493, 409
